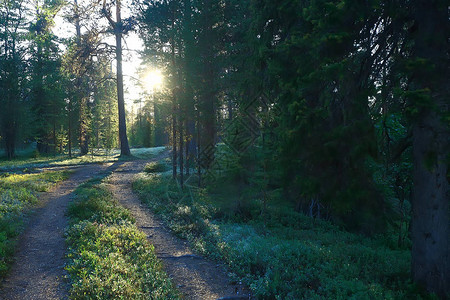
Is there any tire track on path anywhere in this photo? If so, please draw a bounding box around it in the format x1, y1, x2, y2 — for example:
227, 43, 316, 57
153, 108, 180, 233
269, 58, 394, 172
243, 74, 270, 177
107, 159, 250, 300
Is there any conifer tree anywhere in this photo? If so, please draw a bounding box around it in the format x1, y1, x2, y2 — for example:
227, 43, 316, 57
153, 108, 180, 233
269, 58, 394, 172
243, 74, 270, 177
0, 0, 28, 159
29, 0, 65, 154
102, 0, 131, 156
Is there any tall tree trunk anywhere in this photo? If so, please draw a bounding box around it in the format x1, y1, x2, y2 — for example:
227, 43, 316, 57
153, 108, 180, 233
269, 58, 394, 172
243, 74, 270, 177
35, 40, 47, 153
170, 8, 177, 179
179, 113, 184, 187
185, 118, 193, 176
410, 1, 449, 298
74, 0, 81, 40
153, 101, 162, 146
68, 100, 72, 157
196, 107, 201, 187
79, 97, 89, 155
74, 0, 89, 156
115, 1, 130, 156
172, 103, 177, 179
102, 0, 131, 156
53, 119, 56, 154
4, 125, 16, 160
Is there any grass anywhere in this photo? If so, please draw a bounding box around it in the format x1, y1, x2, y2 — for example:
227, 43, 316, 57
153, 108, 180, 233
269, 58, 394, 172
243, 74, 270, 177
132, 169, 434, 300
65, 176, 179, 299
0, 147, 167, 172
0, 170, 70, 277
143, 161, 169, 174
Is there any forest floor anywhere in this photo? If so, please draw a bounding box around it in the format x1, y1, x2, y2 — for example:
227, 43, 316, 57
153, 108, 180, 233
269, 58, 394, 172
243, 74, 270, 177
0, 162, 115, 300
106, 158, 249, 300
0, 150, 247, 300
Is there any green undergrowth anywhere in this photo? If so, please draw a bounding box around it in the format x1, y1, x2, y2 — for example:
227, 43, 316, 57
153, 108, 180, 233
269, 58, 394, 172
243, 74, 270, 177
0, 170, 70, 277
65, 176, 179, 299
143, 161, 168, 174
132, 171, 431, 299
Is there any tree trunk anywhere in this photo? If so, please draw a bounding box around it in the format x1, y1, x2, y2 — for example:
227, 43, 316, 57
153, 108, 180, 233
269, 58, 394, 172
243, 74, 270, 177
35, 40, 47, 153
74, 0, 89, 156
170, 9, 177, 179
410, 1, 449, 298
5, 126, 16, 160
412, 112, 449, 298
68, 100, 72, 158
196, 107, 201, 187
53, 119, 56, 154
179, 114, 184, 188
153, 101, 161, 146
79, 97, 89, 155
185, 118, 193, 176
114, 0, 131, 156
172, 103, 177, 179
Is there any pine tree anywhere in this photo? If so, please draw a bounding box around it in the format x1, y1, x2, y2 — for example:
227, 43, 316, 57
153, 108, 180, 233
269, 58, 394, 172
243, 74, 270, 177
29, 0, 65, 154
102, 0, 131, 156
0, 0, 29, 159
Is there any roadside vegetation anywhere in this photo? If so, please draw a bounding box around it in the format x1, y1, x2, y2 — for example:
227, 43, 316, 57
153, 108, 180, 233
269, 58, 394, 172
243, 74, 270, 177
0, 170, 70, 276
133, 160, 432, 300
65, 175, 179, 299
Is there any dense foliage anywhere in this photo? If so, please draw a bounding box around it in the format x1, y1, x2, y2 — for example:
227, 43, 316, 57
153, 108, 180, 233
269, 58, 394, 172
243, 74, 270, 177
0, 0, 121, 158
136, 0, 448, 297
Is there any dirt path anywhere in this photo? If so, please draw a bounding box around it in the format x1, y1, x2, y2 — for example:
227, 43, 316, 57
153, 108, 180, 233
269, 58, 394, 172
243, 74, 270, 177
0, 162, 116, 300
107, 159, 250, 300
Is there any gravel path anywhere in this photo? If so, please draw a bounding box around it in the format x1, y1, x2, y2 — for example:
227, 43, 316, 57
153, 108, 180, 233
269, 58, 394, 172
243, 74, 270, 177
107, 159, 250, 300
0, 162, 115, 300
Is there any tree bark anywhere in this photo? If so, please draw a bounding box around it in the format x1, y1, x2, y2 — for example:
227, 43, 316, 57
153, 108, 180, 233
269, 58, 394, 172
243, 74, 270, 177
115, 1, 130, 156
74, 0, 89, 156
172, 102, 177, 179
179, 113, 184, 187
102, 0, 131, 156
68, 100, 72, 157
410, 1, 449, 298
170, 8, 177, 179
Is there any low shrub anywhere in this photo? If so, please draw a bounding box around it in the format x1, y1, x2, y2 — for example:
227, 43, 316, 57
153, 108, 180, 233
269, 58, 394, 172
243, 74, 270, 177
66, 176, 179, 299
133, 171, 428, 300
143, 161, 168, 174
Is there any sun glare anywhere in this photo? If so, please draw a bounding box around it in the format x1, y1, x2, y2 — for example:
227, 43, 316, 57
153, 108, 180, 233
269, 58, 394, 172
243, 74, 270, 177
143, 70, 164, 92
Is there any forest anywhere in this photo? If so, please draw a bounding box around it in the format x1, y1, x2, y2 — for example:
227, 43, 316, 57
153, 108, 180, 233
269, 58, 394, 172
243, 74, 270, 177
0, 0, 448, 299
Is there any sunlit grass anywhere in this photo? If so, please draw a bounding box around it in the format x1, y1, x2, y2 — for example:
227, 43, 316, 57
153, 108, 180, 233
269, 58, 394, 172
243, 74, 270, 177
0, 147, 167, 172
0, 170, 70, 277
65, 175, 179, 299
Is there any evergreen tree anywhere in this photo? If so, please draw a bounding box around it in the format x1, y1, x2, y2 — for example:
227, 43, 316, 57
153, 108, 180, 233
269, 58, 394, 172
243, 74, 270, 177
102, 0, 131, 156
0, 0, 29, 159
29, 0, 65, 154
